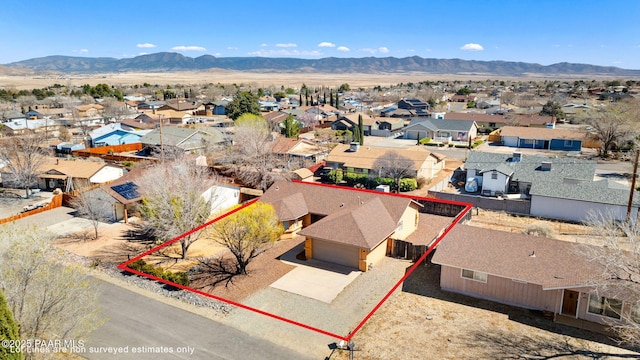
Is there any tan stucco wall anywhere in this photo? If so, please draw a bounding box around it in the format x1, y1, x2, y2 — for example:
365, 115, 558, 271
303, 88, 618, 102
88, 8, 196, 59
392, 204, 420, 240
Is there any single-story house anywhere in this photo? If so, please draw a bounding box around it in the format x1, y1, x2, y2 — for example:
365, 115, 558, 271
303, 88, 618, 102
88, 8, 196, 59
326, 143, 446, 179
463, 151, 596, 197
140, 126, 228, 156
398, 98, 429, 114
530, 178, 640, 223
75, 104, 104, 117
500, 126, 584, 151
377, 118, 404, 132
158, 99, 204, 113
404, 118, 478, 143
37, 159, 124, 192
432, 225, 640, 331
444, 112, 555, 129
89, 123, 151, 147
271, 137, 327, 164
336, 114, 379, 135
0, 118, 58, 136
259, 181, 425, 271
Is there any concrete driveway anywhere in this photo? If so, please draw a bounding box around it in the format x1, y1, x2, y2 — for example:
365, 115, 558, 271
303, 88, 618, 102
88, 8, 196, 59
270, 245, 361, 303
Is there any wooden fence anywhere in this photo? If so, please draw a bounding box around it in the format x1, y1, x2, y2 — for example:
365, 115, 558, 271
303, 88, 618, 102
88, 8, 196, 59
388, 239, 429, 263
0, 193, 63, 225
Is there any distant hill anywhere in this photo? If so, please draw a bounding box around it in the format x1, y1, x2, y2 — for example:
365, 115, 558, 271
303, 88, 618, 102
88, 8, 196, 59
5, 52, 640, 77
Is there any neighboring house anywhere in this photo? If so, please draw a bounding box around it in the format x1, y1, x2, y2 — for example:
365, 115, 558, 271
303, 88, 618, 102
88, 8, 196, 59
89, 123, 151, 147
137, 100, 166, 111
154, 109, 193, 125
432, 224, 640, 331
139, 126, 228, 155
377, 118, 404, 132
36, 159, 124, 192
271, 137, 327, 164
260, 181, 427, 271
444, 112, 554, 129
404, 118, 478, 143
25, 110, 43, 119
202, 100, 229, 116
326, 143, 446, 179
530, 178, 639, 223
75, 104, 104, 117
500, 126, 584, 151
464, 151, 596, 197
259, 100, 280, 112
0, 118, 58, 136
264, 111, 291, 131
53, 142, 86, 154
398, 98, 429, 115
159, 99, 204, 113
333, 114, 379, 135
0, 110, 25, 121
121, 116, 158, 130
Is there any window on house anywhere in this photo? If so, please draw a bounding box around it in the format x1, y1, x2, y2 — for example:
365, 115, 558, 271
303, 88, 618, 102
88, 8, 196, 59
564, 140, 573, 147
397, 220, 403, 232
588, 295, 622, 320
491, 171, 498, 180
461, 269, 487, 282
525, 139, 536, 145
283, 220, 290, 231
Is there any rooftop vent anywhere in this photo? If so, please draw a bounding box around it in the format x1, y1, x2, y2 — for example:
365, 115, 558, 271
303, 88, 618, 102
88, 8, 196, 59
540, 161, 552, 171
349, 142, 360, 152
512, 152, 522, 162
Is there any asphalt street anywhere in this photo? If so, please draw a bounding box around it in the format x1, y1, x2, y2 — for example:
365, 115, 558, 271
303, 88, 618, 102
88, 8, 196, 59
83, 280, 313, 360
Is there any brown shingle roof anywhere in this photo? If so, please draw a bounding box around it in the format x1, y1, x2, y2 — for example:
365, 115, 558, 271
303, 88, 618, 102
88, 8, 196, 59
446, 112, 553, 126
327, 144, 444, 171
500, 126, 585, 140
271, 192, 309, 221
38, 159, 107, 180
431, 225, 598, 289
403, 213, 454, 246
298, 197, 397, 249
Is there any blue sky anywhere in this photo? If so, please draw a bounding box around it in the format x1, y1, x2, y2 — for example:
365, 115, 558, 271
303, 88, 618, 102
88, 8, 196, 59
2, 0, 640, 69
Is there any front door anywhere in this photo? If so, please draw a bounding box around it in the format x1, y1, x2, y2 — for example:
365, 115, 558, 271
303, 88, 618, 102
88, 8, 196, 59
562, 290, 579, 316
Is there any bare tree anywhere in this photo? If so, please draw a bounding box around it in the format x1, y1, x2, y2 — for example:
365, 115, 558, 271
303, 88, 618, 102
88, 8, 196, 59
579, 211, 640, 346
372, 152, 416, 191
71, 189, 113, 240
137, 162, 218, 259
0, 223, 102, 345
0, 133, 49, 198
582, 100, 639, 157
226, 114, 289, 191
101, 97, 132, 122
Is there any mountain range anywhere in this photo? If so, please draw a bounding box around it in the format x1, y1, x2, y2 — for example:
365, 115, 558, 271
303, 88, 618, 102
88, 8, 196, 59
4, 52, 640, 77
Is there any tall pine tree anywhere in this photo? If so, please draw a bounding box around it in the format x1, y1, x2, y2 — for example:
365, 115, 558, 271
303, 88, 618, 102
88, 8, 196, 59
329, 90, 334, 107
358, 113, 365, 145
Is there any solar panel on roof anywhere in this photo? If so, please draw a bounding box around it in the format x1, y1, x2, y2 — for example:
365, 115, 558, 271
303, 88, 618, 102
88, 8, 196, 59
111, 182, 140, 200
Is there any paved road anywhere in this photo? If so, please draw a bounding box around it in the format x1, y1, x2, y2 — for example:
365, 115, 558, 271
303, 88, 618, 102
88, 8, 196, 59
83, 280, 312, 360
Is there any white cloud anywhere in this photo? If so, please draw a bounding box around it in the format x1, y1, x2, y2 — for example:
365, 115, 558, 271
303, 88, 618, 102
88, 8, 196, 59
318, 42, 336, 48
360, 48, 377, 54
171, 45, 207, 51
460, 43, 484, 51
78, 49, 89, 54
378, 47, 389, 53
260, 43, 268, 47
248, 49, 322, 57
337, 46, 350, 52
275, 43, 297, 48
137, 43, 156, 49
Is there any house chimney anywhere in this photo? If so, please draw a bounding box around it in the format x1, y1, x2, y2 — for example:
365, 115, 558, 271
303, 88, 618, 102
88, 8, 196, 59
350, 142, 360, 152
540, 161, 552, 171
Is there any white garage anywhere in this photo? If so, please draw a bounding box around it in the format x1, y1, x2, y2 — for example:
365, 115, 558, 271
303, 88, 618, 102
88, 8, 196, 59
312, 239, 360, 269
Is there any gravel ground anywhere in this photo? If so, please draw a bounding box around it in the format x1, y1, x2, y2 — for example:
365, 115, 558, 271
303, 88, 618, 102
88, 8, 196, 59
225, 256, 413, 357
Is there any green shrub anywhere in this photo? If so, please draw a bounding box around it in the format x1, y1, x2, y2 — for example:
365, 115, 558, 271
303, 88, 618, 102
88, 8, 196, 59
418, 137, 431, 145
327, 169, 343, 184
423, 142, 439, 147
126, 259, 189, 287
344, 172, 358, 186
472, 140, 484, 148
399, 178, 418, 192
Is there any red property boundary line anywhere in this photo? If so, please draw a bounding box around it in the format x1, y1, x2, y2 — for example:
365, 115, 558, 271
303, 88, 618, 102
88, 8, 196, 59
117, 181, 473, 342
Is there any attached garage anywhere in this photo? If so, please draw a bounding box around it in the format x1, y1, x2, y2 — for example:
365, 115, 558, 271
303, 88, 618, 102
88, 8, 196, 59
312, 239, 360, 269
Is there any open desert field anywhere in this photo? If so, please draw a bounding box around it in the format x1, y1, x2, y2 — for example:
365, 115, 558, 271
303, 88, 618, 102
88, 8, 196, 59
0, 69, 619, 90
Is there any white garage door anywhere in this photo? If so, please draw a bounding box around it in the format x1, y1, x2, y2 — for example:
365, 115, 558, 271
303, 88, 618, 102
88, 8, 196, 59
313, 240, 360, 269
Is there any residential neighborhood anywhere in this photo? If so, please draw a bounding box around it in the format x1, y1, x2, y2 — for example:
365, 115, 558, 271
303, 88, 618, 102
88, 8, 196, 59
1, 74, 639, 360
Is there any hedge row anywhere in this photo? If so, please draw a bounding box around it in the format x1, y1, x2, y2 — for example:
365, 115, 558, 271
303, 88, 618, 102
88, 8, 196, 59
127, 259, 189, 287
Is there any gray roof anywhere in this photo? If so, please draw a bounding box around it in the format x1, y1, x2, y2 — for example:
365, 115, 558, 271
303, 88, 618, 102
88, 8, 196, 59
530, 179, 640, 207
464, 151, 596, 183
140, 127, 227, 149
406, 118, 476, 132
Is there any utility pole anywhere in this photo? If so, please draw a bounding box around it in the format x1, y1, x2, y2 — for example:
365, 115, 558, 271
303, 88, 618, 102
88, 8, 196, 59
627, 148, 639, 223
